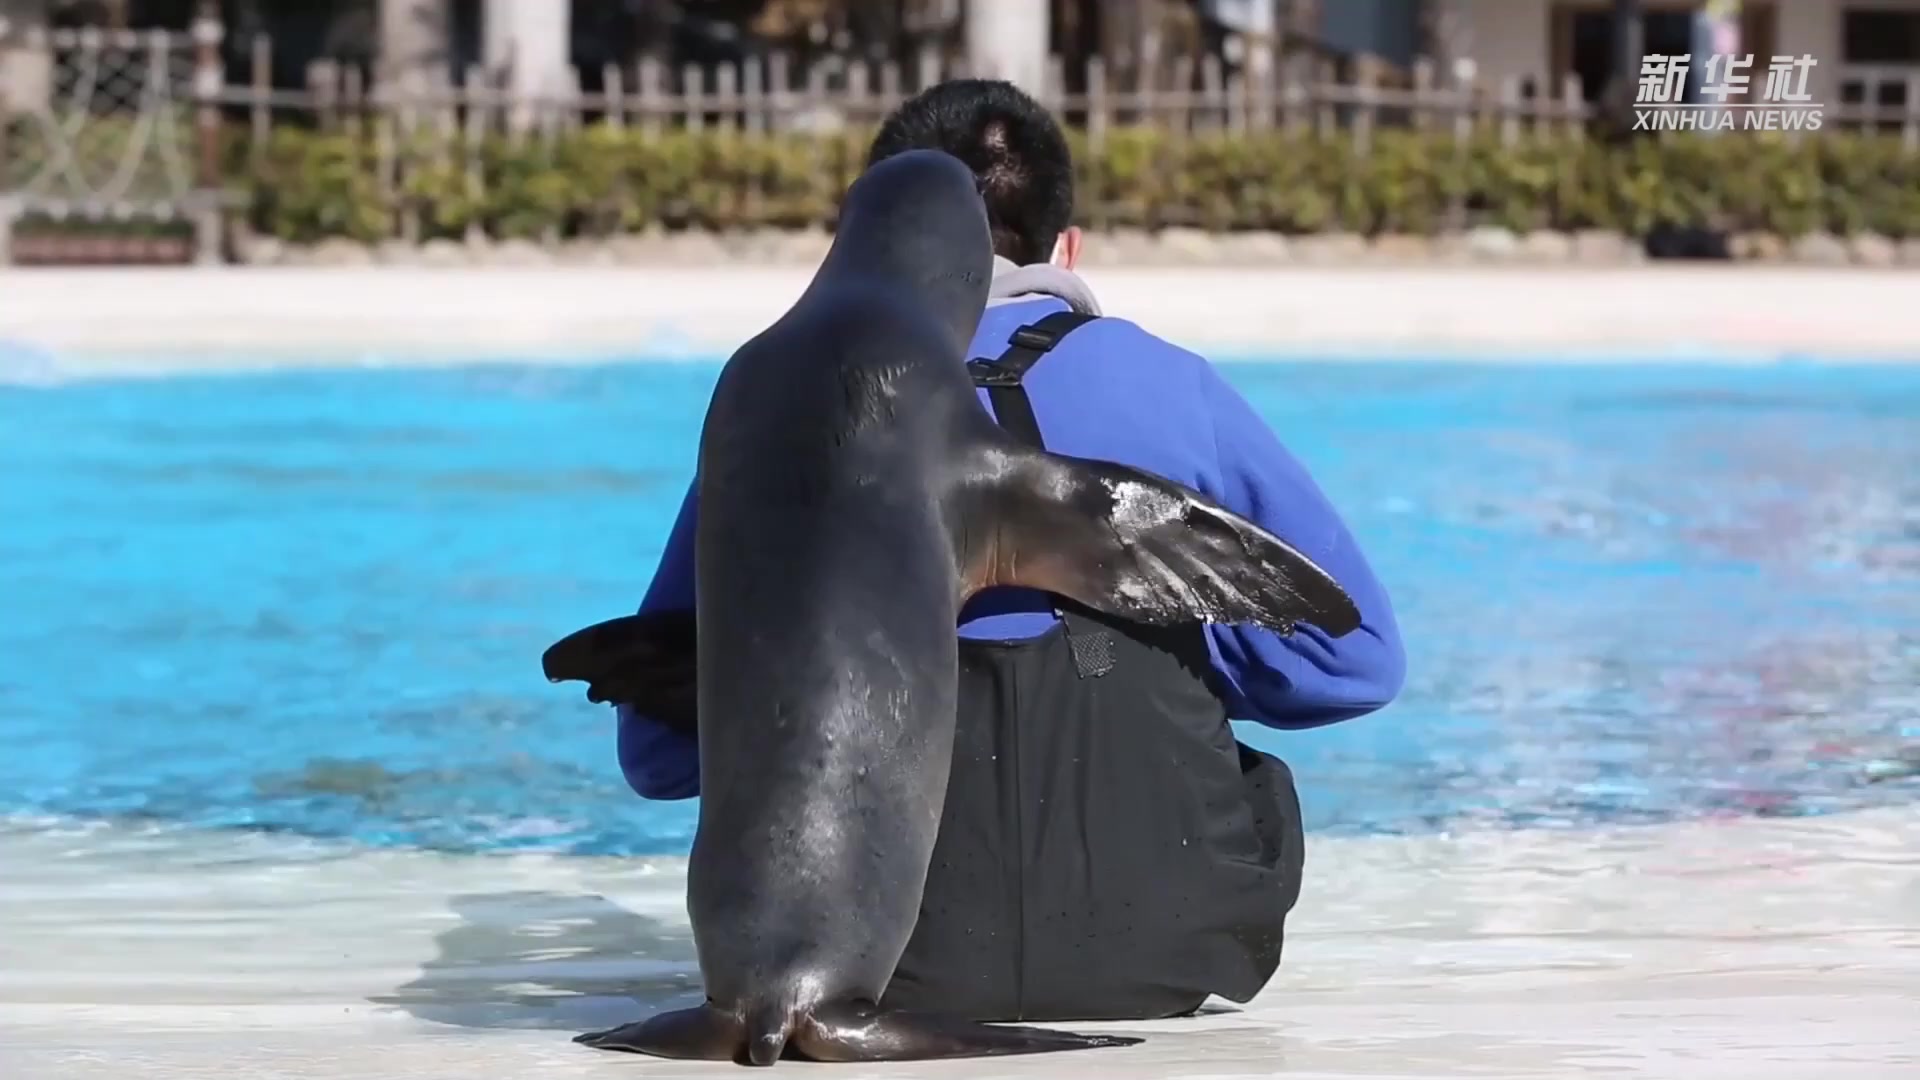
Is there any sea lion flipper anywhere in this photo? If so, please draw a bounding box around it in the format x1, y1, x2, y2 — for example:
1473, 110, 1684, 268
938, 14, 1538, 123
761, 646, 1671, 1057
575, 1004, 741, 1060
791, 1001, 1141, 1061
961, 446, 1362, 637
540, 608, 698, 730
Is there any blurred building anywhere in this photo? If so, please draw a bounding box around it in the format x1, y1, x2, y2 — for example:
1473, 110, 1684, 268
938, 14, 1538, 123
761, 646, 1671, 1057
1, 1, 1408, 101
6, 1, 1914, 113
1426, 1, 1920, 109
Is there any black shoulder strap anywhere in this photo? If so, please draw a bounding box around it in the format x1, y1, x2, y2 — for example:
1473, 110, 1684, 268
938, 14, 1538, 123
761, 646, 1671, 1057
966, 309, 1096, 449
966, 308, 1116, 679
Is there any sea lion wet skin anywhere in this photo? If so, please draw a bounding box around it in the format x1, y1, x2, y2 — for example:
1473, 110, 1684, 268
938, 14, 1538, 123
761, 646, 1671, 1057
542, 148, 1363, 1066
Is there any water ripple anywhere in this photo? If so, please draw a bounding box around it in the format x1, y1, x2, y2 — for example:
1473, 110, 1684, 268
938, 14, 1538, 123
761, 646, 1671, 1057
2, 358, 1916, 854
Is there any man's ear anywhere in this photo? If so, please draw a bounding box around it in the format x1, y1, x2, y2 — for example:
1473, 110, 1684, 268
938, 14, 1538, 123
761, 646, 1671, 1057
1053, 226, 1084, 270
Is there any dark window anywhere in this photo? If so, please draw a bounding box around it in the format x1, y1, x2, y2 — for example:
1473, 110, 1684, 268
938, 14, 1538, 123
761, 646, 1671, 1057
1568, 7, 1699, 103
1841, 9, 1920, 64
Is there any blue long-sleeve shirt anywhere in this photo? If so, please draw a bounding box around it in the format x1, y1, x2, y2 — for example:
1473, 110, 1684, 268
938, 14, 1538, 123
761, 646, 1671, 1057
616, 295, 1405, 800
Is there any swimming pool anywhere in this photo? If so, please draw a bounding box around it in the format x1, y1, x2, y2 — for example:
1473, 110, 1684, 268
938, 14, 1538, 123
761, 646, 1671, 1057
3, 358, 1917, 855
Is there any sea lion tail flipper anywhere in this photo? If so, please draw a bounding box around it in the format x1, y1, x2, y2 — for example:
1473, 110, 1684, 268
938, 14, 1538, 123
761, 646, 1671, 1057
574, 1004, 743, 1061
792, 1002, 1142, 1061
961, 446, 1362, 637
540, 608, 698, 729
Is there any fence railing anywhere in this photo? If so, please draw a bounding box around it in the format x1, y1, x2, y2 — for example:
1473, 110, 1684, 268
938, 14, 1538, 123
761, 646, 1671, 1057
255, 47, 1600, 148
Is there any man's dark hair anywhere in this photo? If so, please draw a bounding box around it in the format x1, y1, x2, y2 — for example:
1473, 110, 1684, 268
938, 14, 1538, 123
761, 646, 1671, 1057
866, 79, 1074, 266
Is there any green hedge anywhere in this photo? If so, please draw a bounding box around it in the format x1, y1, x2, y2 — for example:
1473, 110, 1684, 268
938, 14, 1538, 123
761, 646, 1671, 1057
241, 126, 879, 244
11, 115, 1920, 242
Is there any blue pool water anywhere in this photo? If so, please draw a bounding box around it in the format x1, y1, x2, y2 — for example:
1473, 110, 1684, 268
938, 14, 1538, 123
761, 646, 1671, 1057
3, 358, 1918, 855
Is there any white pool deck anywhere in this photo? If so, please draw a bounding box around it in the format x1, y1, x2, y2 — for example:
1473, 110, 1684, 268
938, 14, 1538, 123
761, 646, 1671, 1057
1, 806, 1916, 1080
4, 265, 1920, 372
1, 263, 1916, 1078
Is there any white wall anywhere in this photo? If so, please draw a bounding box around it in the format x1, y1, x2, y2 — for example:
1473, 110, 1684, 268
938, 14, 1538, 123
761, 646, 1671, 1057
1776, 0, 1920, 106
1777, 0, 1839, 103
483, 0, 571, 107
0, 0, 52, 112
965, 0, 1049, 94
1439, 0, 1552, 87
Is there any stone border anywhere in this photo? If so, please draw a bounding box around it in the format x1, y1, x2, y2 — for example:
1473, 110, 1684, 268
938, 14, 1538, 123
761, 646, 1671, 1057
7, 265, 1920, 376
231, 227, 1920, 270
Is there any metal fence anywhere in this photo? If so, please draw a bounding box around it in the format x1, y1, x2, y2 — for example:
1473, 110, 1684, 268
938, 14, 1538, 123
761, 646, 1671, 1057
0, 20, 229, 263
5, 16, 1920, 264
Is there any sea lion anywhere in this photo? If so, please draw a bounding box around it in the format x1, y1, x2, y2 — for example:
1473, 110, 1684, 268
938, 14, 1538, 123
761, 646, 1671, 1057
542, 148, 1362, 1065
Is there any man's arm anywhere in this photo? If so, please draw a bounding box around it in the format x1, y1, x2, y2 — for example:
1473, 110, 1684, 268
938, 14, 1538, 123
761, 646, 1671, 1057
614, 483, 703, 800
1193, 362, 1405, 729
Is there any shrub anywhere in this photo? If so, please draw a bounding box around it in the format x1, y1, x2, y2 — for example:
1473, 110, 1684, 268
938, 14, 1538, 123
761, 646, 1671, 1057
13, 115, 1920, 243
